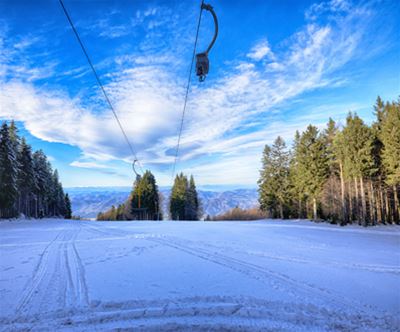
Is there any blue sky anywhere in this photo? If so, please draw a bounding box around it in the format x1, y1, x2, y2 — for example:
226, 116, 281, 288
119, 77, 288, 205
0, 0, 399, 188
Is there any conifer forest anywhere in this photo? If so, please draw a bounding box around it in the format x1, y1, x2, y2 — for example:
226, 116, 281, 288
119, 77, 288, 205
258, 97, 400, 225
0, 121, 71, 219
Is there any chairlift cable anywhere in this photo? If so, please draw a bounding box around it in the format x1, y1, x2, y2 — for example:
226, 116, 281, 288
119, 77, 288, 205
58, 0, 144, 174
171, 0, 205, 182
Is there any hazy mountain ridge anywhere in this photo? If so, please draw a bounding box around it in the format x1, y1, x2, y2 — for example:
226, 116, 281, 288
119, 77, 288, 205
66, 187, 258, 219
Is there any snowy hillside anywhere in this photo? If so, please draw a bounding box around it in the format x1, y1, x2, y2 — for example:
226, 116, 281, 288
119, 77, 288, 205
0, 219, 398, 331
66, 187, 259, 218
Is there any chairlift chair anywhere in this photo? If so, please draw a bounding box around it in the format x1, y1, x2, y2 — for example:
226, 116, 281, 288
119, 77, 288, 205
195, 3, 218, 82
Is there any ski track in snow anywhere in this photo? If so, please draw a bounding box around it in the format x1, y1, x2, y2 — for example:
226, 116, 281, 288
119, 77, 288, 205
148, 237, 370, 312
11, 224, 89, 320
191, 239, 400, 275
0, 219, 399, 331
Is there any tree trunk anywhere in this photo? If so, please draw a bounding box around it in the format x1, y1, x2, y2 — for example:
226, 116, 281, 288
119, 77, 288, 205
378, 183, 385, 223
26, 196, 29, 218
359, 177, 367, 226
393, 185, 399, 224
375, 183, 381, 225
384, 189, 391, 224
369, 181, 376, 225
279, 203, 284, 219
348, 181, 353, 223
339, 163, 346, 224
298, 198, 302, 219
354, 178, 361, 224
367, 181, 372, 223
313, 198, 317, 221
35, 197, 38, 218
306, 200, 309, 219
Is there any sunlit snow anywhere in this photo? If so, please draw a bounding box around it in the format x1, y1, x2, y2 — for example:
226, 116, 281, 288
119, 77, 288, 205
0, 219, 399, 331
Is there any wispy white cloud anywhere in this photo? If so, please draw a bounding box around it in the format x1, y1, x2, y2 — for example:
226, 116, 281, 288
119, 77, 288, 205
305, 0, 351, 20
247, 39, 275, 61
70, 160, 108, 169
81, 5, 174, 39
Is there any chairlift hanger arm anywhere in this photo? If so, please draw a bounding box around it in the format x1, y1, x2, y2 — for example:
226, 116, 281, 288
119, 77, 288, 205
132, 159, 141, 178
201, 3, 218, 55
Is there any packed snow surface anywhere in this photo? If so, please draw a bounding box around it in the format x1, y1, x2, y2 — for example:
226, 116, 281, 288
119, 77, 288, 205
0, 219, 399, 331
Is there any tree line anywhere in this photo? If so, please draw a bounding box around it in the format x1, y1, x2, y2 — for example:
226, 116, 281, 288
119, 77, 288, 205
97, 172, 201, 221
258, 97, 400, 225
0, 121, 72, 219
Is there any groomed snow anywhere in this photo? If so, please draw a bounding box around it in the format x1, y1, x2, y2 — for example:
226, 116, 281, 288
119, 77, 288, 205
0, 219, 399, 331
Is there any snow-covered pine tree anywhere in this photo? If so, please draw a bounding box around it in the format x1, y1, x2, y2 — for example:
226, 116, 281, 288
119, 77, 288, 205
17, 138, 36, 217
0, 122, 18, 218
32, 150, 51, 218
9, 120, 20, 157
50, 170, 66, 217
0, 121, 68, 220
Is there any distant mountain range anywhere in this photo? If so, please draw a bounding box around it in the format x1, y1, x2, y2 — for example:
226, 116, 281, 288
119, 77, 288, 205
66, 186, 259, 219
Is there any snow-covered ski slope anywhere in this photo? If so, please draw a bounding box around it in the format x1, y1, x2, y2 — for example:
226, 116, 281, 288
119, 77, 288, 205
0, 219, 399, 331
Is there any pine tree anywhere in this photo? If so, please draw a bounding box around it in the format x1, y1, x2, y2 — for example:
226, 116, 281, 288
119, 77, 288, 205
170, 173, 188, 220
379, 100, 400, 222
258, 137, 290, 219
185, 175, 200, 220
272, 137, 290, 218
9, 120, 20, 157
65, 193, 72, 219
342, 113, 376, 225
130, 171, 161, 220
289, 131, 307, 218
130, 175, 142, 219
50, 170, 64, 216
0, 122, 18, 218
297, 125, 329, 220
258, 145, 274, 217
141, 171, 161, 220
32, 150, 52, 218
321, 118, 341, 222
17, 138, 36, 217
373, 96, 385, 124
333, 131, 349, 224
